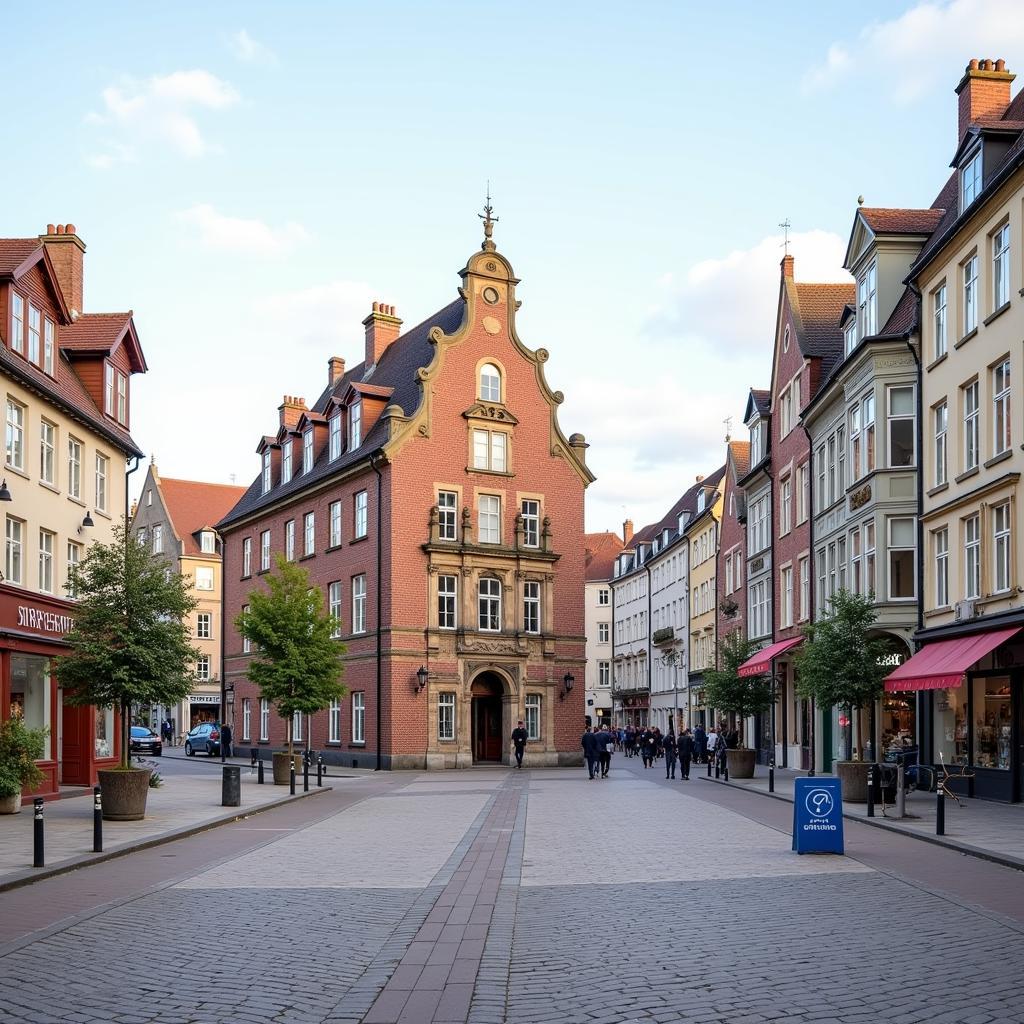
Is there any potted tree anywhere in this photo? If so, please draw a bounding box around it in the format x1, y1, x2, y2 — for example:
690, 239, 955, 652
0, 719, 48, 814
703, 630, 774, 778
55, 523, 200, 820
794, 590, 888, 801
237, 557, 346, 785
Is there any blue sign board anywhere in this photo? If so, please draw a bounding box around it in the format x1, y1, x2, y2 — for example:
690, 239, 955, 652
792, 777, 845, 855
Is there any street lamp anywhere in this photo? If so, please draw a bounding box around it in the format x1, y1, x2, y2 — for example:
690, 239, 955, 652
415, 666, 428, 693
560, 672, 575, 701
0, 479, 11, 502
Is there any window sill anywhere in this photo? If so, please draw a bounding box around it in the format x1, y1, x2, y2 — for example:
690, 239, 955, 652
94, 508, 111, 521
257, 568, 271, 576
465, 467, 515, 478
983, 301, 1011, 327
926, 483, 949, 498
299, 553, 316, 562
954, 328, 977, 350
923, 606, 950, 620
240, 573, 252, 581
350, 535, 368, 545
4, 464, 27, 481
67, 495, 86, 507
325, 741, 342, 747
38, 480, 59, 494
348, 742, 366, 749
926, 352, 948, 373
954, 467, 980, 484
984, 450, 1013, 469
325, 543, 343, 553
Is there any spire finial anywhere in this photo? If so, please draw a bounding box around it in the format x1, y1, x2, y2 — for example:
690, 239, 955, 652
479, 181, 498, 252
779, 218, 792, 255
723, 416, 733, 444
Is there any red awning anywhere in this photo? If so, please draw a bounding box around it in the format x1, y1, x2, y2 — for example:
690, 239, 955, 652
884, 627, 1020, 692
737, 636, 803, 677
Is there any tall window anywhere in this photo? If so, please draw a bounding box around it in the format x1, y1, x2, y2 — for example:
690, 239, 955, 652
105, 363, 115, 415
195, 567, 214, 591
479, 577, 501, 631
993, 502, 1011, 594
598, 622, 609, 643
5, 400, 24, 471
352, 575, 367, 633
5, 516, 22, 584
348, 401, 362, 450
799, 556, 809, 621
844, 320, 857, 357
438, 574, 457, 629
38, 529, 54, 593
67, 436, 82, 498
329, 412, 342, 461
479, 363, 501, 402
964, 514, 981, 600
814, 446, 825, 513
352, 693, 365, 743
780, 476, 792, 535
95, 453, 108, 512
27, 305, 40, 364
478, 495, 501, 544
993, 359, 1011, 456
864, 521, 876, 596
887, 386, 915, 467
934, 528, 949, 608
888, 518, 915, 600
862, 394, 875, 476
354, 490, 368, 539
66, 541, 82, 598
243, 699, 252, 742
10, 293, 23, 353
35, 420, 56, 487
850, 527, 862, 596
438, 693, 455, 741
993, 223, 1010, 309
598, 587, 610, 606
961, 149, 981, 210
797, 463, 809, 524
260, 698, 270, 741
292, 711, 303, 743
438, 491, 457, 540
200, 531, 216, 554
260, 529, 271, 571
43, 319, 54, 375
523, 581, 541, 633
152, 524, 163, 554
749, 420, 762, 466
285, 520, 295, 561
330, 500, 342, 547
521, 499, 540, 547
472, 429, 507, 472
934, 401, 948, 487
816, 549, 827, 616
858, 261, 877, 338
116, 372, 127, 425
302, 428, 314, 474
963, 254, 979, 335
780, 565, 793, 629
525, 694, 541, 740
750, 494, 769, 553
329, 582, 342, 637
262, 450, 271, 494
196, 612, 212, 639
826, 437, 836, 505
242, 605, 251, 652
281, 438, 293, 484
837, 425, 846, 495
242, 537, 252, 576
963, 380, 979, 471
328, 699, 341, 743
599, 661, 610, 687
304, 512, 315, 556
196, 656, 211, 681
933, 283, 947, 360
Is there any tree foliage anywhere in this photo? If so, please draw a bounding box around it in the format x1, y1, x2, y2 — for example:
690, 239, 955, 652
0, 718, 47, 797
702, 630, 774, 745
55, 522, 200, 769
236, 556, 346, 755
794, 590, 888, 712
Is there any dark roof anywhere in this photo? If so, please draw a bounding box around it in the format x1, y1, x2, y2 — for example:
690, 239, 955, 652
858, 208, 944, 235
750, 389, 770, 417
880, 286, 918, 336
220, 299, 465, 529
158, 478, 249, 556
584, 532, 625, 582
627, 465, 727, 554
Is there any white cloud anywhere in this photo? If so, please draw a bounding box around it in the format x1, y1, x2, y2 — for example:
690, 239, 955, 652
228, 29, 278, 66
804, 0, 1024, 101
85, 69, 240, 164
178, 204, 310, 256
253, 279, 376, 349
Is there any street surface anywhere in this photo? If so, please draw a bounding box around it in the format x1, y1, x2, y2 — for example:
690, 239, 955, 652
1, 754, 1023, 1024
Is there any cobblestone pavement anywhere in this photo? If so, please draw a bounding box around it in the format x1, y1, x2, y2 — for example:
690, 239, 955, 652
2, 760, 1024, 1023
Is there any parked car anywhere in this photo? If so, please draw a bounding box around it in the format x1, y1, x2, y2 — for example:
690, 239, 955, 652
184, 723, 221, 757
130, 726, 163, 757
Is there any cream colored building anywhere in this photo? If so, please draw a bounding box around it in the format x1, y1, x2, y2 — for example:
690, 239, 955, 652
584, 531, 623, 728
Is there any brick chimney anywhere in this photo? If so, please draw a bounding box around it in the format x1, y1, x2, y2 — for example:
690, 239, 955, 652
622, 519, 634, 544
278, 395, 306, 431
362, 302, 402, 369
781, 254, 794, 280
39, 223, 85, 318
957, 58, 1014, 143
328, 356, 345, 386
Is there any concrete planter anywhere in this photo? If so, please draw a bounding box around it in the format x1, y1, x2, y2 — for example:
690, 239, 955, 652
726, 749, 756, 779
835, 760, 875, 803
0, 792, 22, 814
98, 767, 152, 821
272, 752, 303, 785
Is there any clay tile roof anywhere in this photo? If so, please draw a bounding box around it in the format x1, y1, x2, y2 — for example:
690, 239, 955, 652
0, 238, 42, 276
859, 208, 945, 235
792, 282, 856, 378
60, 312, 133, 350
880, 286, 918, 336
728, 440, 751, 478
159, 478, 249, 556
584, 532, 625, 582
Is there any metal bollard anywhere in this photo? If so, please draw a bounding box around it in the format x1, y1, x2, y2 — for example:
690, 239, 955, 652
289, 764, 295, 796
714, 755, 720, 779
222, 765, 241, 807
723, 756, 729, 782
93, 786, 103, 853
303, 756, 309, 793
257, 757, 265, 785
33, 798, 44, 867
895, 762, 906, 820
768, 758, 775, 794
866, 764, 875, 818
936, 777, 946, 836
317, 755, 324, 787
250, 748, 258, 773
707, 757, 712, 777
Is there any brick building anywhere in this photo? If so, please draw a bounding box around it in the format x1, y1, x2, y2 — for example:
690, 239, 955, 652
716, 439, 751, 648
218, 216, 592, 769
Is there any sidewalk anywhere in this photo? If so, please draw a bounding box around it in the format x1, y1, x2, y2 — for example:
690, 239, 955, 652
0, 764, 338, 891
699, 762, 1024, 870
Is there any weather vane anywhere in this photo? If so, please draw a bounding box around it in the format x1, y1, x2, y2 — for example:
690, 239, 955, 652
779, 218, 792, 255
723, 416, 733, 443
479, 181, 498, 250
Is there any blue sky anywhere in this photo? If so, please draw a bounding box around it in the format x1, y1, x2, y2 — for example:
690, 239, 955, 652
4, 0, 1021, 532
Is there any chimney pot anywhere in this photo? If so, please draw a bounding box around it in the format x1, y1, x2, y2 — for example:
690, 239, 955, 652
996, 58, 1007, 72
969, 58, 980, 71
957, 57, 1015, 143
46, 223, 55, 235
56, 224, 64, 235
363, 301, 403, 368
66, 223, 75, 235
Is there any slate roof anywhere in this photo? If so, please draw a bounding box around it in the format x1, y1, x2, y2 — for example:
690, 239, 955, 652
880, 286, 918, 336
858, 208, 944, 235
626, 465, 727, 556
159, 477, 249, 556
219, 298, 466, 529
584, 531, 625, 582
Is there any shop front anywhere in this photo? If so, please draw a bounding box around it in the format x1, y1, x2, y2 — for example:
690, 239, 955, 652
0, 585, 119, 798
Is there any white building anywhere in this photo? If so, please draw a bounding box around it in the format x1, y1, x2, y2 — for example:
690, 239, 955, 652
584, 531, 624, 728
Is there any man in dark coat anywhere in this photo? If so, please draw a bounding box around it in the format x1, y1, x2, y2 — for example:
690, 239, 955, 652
677, 729, 694, 780
596, 726, 613, 778
663, 731, 678, 779
581, 727, 600, 779
693, 724, 707, 764
511, 720, 528, 768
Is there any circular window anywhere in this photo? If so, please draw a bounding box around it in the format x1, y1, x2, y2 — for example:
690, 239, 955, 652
482, 286, 500, 305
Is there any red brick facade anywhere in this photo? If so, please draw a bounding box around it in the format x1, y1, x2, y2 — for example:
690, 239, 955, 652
220, 231, 592, 769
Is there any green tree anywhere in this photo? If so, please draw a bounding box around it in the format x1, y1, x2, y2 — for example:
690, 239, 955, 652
236, 556, 346, 755
702, 630, 774, 746
55, 523, 200, 770
794, 589, 889, 758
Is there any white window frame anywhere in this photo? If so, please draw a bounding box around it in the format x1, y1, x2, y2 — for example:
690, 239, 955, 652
438, 692, 455, 741
328, 699, 341, 743
38, 528, 54, 593
352, 574, 367, 633
352, 693, 365, 744
438, 574, 457, 630
521, 499, 540, 547
116, 372, 127, 425
887, 386, 915, 469
780, 476, 792, 535
195, 566, 214, 591
43, 318, 54, 375
961, 148, 982, 212
598, 622, 609, 643
281, 438, 293, 484
963, 380, 980, 472
963, 254, 979, 335
329, 411, 342, 461
196, 612, 212, 639
6, 400, 25, 471
858, 260, 877, 338
993, 222, 1010, 309
242, 604, 251, 652
242, 537, 252, 577
799, 556, 809, 622
993, 359, 1011, 457
38, 418, 55, 485
780, 565, 793, 629
196, 655, 211, 682
260, 529, 271, 571
523, 580, 541, 634
438, 491, 458, 541
152, 524, 163, 554
285, 519, 295, 562
354, 490, 368, 539
66, 541, 82, 598
329, 582, 342, 637
292, 710, 302, 743
10, 292, 24, 353
934, 528, 949, 609
329, 500, 342, 547
479, 363, 501, 402
933, 283, 947, 361
965, 513, 981, 600
478, 576, 501, 632
5, 516, 22, 584
348, 401, 362, 450
478, 494, 501, 544
27, 304, 40, 364
934, 401, 948, 487
597, 588, 609, 606
472, 428, 508, 472
304, 511, 315, 557
887, 517, 916, 601
993, 502, 1011, 594
260, 698, 270, 741
599, 661, 610, 687
200, 531, 216, 554
262, 450, 272, 494
525, 694, 541, 741
95, 453, 108, 513
243, 699, 252, 742
104, 363, 115, 416
302, 428, 314, 474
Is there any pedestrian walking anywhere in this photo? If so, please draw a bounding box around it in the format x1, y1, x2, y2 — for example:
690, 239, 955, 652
640, 728, 655, 769
581, 727, 600, 779
168, 718, 176, 746
678, 729, 694, 780
693, 724, 707, 764
597, 726, 613, 778
663, 731, 678, 779
706, 726, 721, 764
221, 721, 233, 758
511, 720, 528, 769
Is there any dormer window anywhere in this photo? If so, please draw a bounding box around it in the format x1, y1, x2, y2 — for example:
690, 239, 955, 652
348, 401, 362, 450
105, 363, 127, 424
43, 318, 54, 376
200, 531, 216, 554
749, 419, 762, 467
858, 261, 877, 338
10, 293, 23, 354
302, 428, 314, 474
262, 450, 272, 494
281, 438, 293, 484
844, 319, 857, 357
105, 364, 115, 415
479, 363, 501, 403
961, 148, 982, 212
697, 490, 706, 514
27, 305, 40, 364
329, 411, 342, 461
116, 372, 127, 424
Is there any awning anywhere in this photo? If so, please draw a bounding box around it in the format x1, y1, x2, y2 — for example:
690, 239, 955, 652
884, 627, 1020, 692
738, 636, 803, 677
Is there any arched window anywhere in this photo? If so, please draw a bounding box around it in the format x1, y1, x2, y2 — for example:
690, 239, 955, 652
479, 363, 501, 402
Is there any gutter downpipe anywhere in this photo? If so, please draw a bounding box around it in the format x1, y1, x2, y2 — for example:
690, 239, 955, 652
799, 421, 815, 776
370, 452, 384, 771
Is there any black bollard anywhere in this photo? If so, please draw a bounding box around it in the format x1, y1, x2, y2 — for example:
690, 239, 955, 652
707, 757, 712, 777
768, 758, 775, 794
289, 764, 295, 796
93, 786, 103, 853
317, 755, 324, 787
723, 756, 729, 782
714, 756, 720, 779
936, 778, 946, 836
866, 764, 875, 818
33, 798, 44, 867
222, 765, 241, 807
303, 755, 309, 793
257, 757, 264, 785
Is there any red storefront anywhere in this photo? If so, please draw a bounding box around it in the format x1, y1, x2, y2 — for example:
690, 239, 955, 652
0, 585, 119, 799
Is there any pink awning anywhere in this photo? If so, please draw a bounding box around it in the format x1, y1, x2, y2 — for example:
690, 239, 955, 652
737, 636, 803, 677
884, 627, 1020, 692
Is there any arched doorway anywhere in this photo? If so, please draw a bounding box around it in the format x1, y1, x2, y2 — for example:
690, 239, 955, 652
471, 672, 505, 764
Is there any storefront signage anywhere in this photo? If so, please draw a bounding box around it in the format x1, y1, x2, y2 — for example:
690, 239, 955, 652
16, 604, 74, 637
189, 695, 222, 704
876, 652, 905, 667
792, 777, 845, 855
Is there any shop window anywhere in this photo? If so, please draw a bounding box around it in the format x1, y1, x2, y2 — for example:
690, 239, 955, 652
95, 705, 114, 760
973, 677, 1011, 770
10, 654, 51, 759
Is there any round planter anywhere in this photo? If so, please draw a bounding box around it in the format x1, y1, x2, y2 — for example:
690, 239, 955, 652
0, 792, 22, 814
726, 748, 756, 779
98, 767, 152, 821
272, 752, 303, 786
835, 760, 875, 803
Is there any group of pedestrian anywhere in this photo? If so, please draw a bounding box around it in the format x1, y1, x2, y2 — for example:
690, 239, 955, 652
160, 718, 176, 745
581, 725, 614, 779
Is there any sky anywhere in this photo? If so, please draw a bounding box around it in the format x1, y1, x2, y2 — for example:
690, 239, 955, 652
4, 0, 1023, 534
